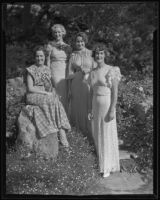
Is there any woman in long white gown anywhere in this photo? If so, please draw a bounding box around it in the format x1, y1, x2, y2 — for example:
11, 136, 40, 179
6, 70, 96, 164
45, 24, 71, 113
88, 43, 121, 178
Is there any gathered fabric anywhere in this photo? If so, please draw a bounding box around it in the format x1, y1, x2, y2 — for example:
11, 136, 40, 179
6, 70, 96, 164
88, 64, 121, 174
25, 65, 71, 138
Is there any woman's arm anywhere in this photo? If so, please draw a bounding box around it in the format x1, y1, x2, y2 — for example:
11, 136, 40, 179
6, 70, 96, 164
45, 44, 52, 68
110, 78, 119, 112
106, 78, 119, 122
27, 74, 49, 95
46, 54, 51, 68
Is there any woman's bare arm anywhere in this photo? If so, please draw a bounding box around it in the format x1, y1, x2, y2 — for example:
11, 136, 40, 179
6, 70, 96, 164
110, 78, 119, 112
27, 74, 49, 95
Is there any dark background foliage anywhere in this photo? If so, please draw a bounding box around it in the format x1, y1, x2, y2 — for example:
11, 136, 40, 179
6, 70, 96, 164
4, 3, 157, 77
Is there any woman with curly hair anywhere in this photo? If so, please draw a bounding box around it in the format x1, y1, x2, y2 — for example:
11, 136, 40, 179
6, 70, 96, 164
26, 45, 70, 147
88, 43, 121, 177
45, 24, 72, 113
67, 32, 95, 138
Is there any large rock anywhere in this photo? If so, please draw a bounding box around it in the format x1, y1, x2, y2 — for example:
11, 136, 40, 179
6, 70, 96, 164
6, 77, 26, 140
17, 106, 59, 159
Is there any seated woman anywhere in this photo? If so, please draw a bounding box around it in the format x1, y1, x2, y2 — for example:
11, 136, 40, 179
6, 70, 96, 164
26, 45, 70, 148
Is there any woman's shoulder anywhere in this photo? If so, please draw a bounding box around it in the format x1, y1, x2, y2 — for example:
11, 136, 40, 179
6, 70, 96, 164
107, 65, 121, 81
43, 65, 51, 72
109, 65, 121, 74
85, 48, 92, 56
47, 41, 56, 47
26, 64, 37, 72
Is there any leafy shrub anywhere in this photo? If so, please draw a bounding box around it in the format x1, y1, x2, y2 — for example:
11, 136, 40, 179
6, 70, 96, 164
117, 72, 153, 172
6, 45, 33, 79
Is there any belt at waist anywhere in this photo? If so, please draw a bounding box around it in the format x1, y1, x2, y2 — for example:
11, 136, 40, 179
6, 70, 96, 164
93, 86, 110, 96
51, 59, 66, 62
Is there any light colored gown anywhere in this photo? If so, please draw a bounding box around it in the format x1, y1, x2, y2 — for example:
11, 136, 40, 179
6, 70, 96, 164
88, 64, 121, 174
47, 42, 71, 112
68, 48, 94, 137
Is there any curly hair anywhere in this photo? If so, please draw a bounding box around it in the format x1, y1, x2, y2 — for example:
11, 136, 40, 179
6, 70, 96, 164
75, 32, 88, 44
92, 43, 110, 59
33, 45, 46, 57
51, 24, 66, 38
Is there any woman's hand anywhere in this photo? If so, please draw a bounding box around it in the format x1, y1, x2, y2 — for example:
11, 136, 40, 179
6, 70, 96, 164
88, 111, 93, 121
46, 92, 53, 96
105, 110, 115, 122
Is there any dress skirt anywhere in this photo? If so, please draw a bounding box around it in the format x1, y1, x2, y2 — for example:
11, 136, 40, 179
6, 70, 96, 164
70, 71, 91, 135
26, 90, 71, 138
92, 88, 120, 174
50, 60, 67, 112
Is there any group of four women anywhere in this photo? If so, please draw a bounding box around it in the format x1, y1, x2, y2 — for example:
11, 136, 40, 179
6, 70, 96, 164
26, 24, 121, 178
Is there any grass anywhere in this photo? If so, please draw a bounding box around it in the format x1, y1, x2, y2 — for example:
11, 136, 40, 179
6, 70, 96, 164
6, 128, 99, 195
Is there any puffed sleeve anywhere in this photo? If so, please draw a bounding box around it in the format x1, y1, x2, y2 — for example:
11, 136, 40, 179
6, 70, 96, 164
106, 66, 121, 87
26, 65, 36, 81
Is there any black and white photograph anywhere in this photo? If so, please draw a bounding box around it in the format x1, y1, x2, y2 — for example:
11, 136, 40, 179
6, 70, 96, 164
2, 1, 159, 197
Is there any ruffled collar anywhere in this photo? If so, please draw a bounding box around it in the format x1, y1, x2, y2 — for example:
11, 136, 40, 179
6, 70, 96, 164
49, 41, 68, 50
73, 48, 89, 55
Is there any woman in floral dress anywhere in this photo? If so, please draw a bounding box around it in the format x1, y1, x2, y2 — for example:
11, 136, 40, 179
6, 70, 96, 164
67, 32, 94, 138
88, 43, 121, 178
45, 24, 72, 113
26, 46, 70, 147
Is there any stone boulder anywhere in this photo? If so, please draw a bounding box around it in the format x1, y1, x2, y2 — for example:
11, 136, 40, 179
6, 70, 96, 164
17, 105, 59, 160
6, 77, 26, 141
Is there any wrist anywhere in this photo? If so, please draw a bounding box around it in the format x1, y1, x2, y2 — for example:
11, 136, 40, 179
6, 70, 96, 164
109, 107, 115, 112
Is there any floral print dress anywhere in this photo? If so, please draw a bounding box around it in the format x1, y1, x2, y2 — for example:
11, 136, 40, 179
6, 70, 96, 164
26, 65, 71, 138
67, 48, 94, 137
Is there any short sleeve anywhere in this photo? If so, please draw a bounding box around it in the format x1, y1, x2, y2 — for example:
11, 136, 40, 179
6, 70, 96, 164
108, 66, 121, 82
26, 65, 36, 80
106, 66, 121, 88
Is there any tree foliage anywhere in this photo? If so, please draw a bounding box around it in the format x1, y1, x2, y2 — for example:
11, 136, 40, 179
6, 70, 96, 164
5, 3, 157, 76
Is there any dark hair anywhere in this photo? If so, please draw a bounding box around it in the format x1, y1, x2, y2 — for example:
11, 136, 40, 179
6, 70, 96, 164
75, 32, 88, 44
33, 45, 46, 57
92, 43, 110, 59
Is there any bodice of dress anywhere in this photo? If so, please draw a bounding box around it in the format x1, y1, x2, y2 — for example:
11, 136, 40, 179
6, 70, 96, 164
50, 46, 67, 62
68, 48, 94, 76
89, 65, 121, 96
46, 41, 71, 62
26, 65, 52, 92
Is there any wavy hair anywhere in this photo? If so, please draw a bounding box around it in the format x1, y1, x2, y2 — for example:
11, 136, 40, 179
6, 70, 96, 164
51, 24, 66, 38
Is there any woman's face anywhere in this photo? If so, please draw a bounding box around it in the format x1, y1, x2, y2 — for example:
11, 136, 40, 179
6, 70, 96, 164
75, 36, 85, 50
95, 50, 105, 64
35, 50, 45, 66
52, 27, 63, 41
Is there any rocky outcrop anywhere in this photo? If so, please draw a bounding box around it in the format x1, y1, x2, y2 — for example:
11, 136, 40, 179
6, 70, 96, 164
6, 76, 59, 159
17, 106, 59, 159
